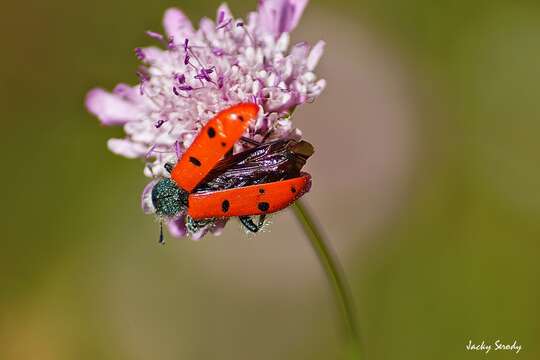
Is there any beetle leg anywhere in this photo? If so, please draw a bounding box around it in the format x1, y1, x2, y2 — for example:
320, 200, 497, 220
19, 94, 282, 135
239, 214, 267, 233
239, 216, 260, 233
258, 214, 266, 228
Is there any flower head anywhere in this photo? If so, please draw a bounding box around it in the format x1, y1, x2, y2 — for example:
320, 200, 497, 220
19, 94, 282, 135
85, 0, 325, 239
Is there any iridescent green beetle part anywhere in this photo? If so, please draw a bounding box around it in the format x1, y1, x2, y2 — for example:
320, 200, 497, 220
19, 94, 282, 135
151, 178, 188, 217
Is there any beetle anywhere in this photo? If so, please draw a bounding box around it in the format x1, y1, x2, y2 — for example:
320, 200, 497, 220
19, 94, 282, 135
151, 103, 313, 239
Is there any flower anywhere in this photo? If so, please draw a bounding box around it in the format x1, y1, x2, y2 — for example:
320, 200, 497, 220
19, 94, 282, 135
85, 0, 325, 239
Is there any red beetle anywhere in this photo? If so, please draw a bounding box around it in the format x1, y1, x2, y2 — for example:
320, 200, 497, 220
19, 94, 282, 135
151, 103, 313, 238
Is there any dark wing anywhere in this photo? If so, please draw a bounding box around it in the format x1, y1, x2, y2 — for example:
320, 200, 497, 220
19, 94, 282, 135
193, 139, 314, 193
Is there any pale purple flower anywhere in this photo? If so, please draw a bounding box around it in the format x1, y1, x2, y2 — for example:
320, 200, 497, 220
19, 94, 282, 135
85, 0, 325, 239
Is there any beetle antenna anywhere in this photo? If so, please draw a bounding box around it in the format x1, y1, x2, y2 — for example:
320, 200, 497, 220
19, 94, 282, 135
164, 162, 174, 173
159, 221, 165, 245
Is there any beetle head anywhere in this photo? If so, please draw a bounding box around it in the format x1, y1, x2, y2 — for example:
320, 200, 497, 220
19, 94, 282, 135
151, 177, 188, 217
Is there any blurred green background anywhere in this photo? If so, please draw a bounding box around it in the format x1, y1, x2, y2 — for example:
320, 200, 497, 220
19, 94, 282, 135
1, 0, 539, 359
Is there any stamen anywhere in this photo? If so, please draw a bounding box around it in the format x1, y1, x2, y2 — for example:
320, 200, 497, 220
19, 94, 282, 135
173, 86, 190, 98
134, 47, 145, 61
136, 68, 150, 81
185, 46, 215, 87
217, 75, 224, 89
236, 22, 255, 45
186, 62, 206, 87
194, 67, 215, 82
174, 141, 181, 159
183, 38, 191, 65
155, 119, 165, 128
216, 18, 232, 30
136, 68, 150, 95
145, 144, 157, 159
188, 47, 206, 69
217, 10, 225, 24
167, 36, 177, 50
175, 73, 186, 84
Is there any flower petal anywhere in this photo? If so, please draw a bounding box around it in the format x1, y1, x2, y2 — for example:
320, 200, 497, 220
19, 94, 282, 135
85, 88, 140, 125
168, 215, 187, 237
190, 227, 208, 241
217, 3, 233, 24
307, 40, 325, 70
286, 0, 309, 31
211, 219, 228, 236
107, 138, 148, 159
140, 46, 167, 63
258, 0, 309, 35
113, 83, 142, 103
163, 7, 194, 40
290, 41, 310, 61
141, 180, 157, 214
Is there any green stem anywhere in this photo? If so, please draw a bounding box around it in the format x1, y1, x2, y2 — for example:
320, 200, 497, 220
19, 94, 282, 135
292, 199, 360, 355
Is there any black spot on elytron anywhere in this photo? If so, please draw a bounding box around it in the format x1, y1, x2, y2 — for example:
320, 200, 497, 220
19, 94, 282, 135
291, 186, 297, 193
259, 188, 265, 194
221, 141, 227, 147
189, 157, 201, 166
237, 115, 244, 122
258, 202, 270, 212
207, 127, 216, 138
222, 200, 230, 213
